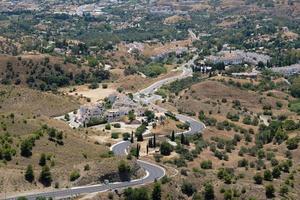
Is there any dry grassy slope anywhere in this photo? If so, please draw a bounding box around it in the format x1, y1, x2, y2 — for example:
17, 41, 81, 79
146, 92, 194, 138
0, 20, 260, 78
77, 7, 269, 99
154, 79, 300, 200
0, 84, 79, 117
0, 84, 135, 195
173, 80, 291, 116
0, 113, 142, 196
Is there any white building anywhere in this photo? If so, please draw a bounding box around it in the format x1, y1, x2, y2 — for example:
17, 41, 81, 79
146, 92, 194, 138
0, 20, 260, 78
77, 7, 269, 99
76, 102, 105, 124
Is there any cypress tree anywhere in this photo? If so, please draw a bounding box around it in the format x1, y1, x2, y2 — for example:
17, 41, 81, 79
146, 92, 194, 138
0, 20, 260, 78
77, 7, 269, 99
146, 144, 149, 155
130, 131, 134, 143
181, 133, 185, 144
171, 130, 175, 141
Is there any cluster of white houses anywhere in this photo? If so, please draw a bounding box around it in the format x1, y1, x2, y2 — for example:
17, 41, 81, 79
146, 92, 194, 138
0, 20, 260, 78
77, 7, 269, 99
75, 92, 145, 125
206, 50, 271, 66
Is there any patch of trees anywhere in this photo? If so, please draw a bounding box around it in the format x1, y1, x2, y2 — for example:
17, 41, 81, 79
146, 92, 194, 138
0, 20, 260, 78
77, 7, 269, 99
46, 127, 64, 145
165, 111, 178, 121
20, 130, 44, 157
290, 76, 300, 98
256, 119, 299, 146
0, 132, 16, 161
135, 123, 147, 141
217, 168, 236, 184
163, 75, 201, 94
85, 117, 107, 127
271, 49, 300, 67
3, 58, 110, 91
138, 63, 167, 78
242, 115, 259, 126
123, 182, 161, 200
226, 112, 240, 122
199, 111, 217, 126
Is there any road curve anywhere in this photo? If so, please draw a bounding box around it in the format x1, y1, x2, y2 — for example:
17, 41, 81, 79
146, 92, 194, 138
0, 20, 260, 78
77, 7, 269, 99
5, 141, 165, 200
136, 55, 205, 135
5, 55, 204, 200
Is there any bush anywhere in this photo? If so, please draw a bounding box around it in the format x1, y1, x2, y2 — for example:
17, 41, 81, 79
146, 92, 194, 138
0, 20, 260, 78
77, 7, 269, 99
123, 187, 149, 200
140, 63, 167, 78
290, 77, 300, 98
84, 164, 90, 171
20, 138, 34, 157
111, 132, 119, 139
279, 185, 289, 196
102, 83, 108, 89
70, 170, 80, 181
39, 165, 52, 186
118, 160, 131, 174
160, 141, 173, 156
105, 123, 111, 130
123, 132, 130, 141
181, 181, 197, 197
151, 182, 161, 200
113, 123, 121, 128
88, 82, 99, 89
25, 165, 34, 182
203, 183, 215, 200
201, 160, 212, 169
242, 116, 252, 125
161, 175, 171, 184
265, 184, 275, 198
272, 166, 281, 178
217, 168, 234, 184
286, 137, 299, 150
253, 173, 263, 184
39, 153, 46, 166
226, 112, 240, 122
237, 158, 248, 168
86, 117, 107, 127
264, 170, 273, 181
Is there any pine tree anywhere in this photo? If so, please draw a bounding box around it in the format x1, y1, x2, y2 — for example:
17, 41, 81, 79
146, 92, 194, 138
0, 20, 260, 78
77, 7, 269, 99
39, 165, 52, 186
25, 164, 34, 182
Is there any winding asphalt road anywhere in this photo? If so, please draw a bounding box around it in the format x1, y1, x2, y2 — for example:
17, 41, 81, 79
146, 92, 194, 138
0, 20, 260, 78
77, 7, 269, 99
135, 55, 205, 136
5, 55, 205, 200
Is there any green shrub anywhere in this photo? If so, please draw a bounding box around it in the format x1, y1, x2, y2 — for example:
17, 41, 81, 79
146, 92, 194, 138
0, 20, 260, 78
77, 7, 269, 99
111, 132, 119, 139
200, 160, 212, 169
70, 170, 80, 181
160, 141, 173, 156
